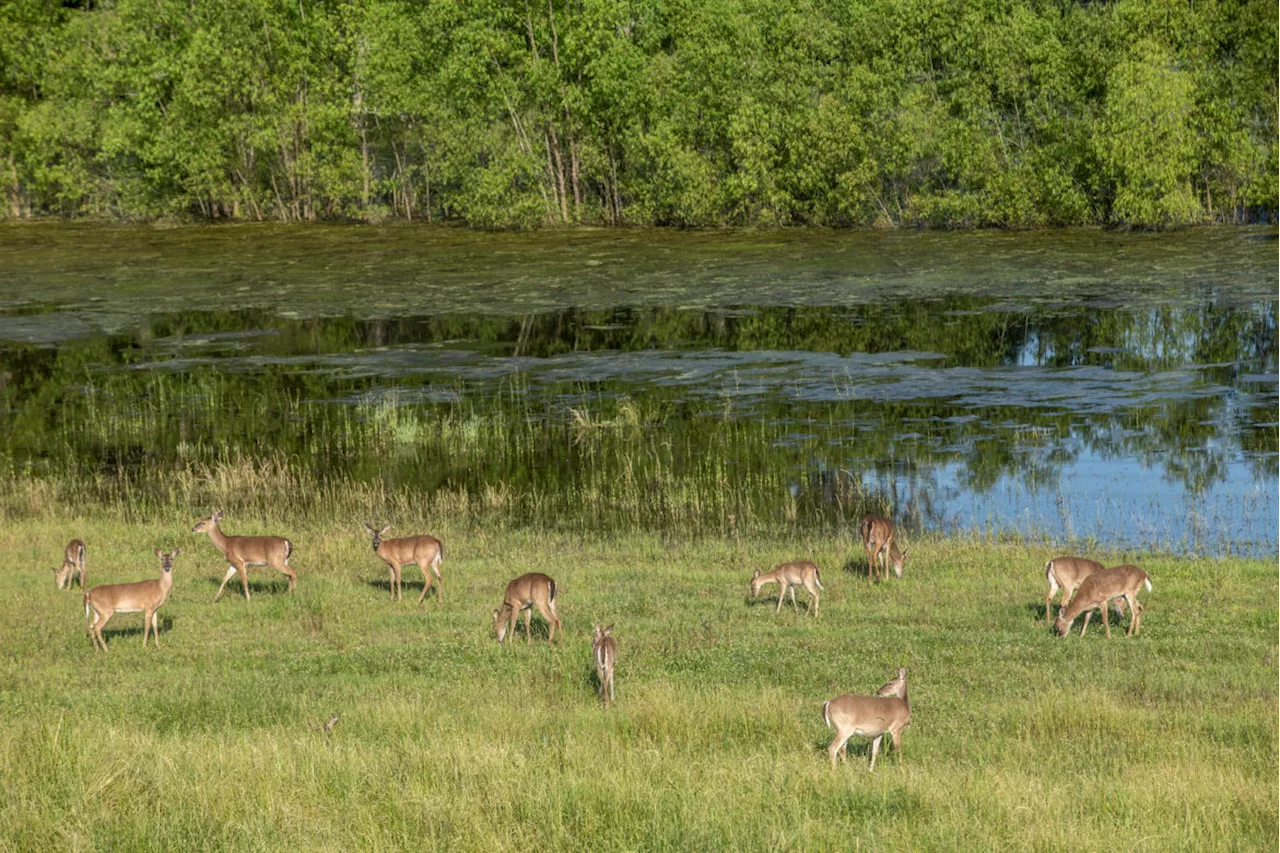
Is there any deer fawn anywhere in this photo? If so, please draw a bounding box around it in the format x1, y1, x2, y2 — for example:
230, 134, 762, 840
1055, 564, 1151, 639
84, 549, 179, 651
823, 670, 912, 771
1044, 555, 1126, 623
592, 624, 617, 706
493, 573, 562, 645
363, 524, 443, 604
750, 561, 824, 616
860, 515, 907, 582
54, 539, 87, 590
192, 512, 295, 602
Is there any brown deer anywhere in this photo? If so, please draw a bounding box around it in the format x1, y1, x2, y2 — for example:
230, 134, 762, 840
1055, 565, 1151, 639
54, 539, 87, 590
823, 671, 912, 771
750, 561, 824, 616
192, 512, 295, 602
860, 515, 907, 582
363, 524, 443, 604
1043, 555, 1126, 623
84, 549, 179, 651
592, 624, 617, 706
493, 573, 562, 645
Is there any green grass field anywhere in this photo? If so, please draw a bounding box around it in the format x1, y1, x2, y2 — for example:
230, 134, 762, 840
1, 515, 1275, 851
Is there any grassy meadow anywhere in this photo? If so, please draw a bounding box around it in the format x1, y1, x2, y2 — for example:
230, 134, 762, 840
0, 514, 1276, 851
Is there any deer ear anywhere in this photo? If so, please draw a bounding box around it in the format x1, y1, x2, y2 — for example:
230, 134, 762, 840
155, 549, 162, 558
379, 525, 392, 536
605, 624, 614, 635
752, 569, 760, 579
212, 511, 223, 522
363, 524, 374, 534
901, 548, 909, 558
172, 548, 180, 557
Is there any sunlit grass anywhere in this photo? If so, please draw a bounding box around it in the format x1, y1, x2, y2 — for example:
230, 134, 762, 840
1, 515, 1275, 850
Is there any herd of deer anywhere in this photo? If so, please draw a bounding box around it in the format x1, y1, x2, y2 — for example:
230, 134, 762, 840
53, 512, 1152, 771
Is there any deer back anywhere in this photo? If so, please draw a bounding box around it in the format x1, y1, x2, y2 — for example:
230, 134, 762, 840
1047, 555, 1105, 588
825, 692, 911, 736
861, 515, 893, 548
379, 534, 441, 565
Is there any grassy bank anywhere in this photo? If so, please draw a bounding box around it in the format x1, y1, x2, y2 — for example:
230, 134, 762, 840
1, 515, 1275, 851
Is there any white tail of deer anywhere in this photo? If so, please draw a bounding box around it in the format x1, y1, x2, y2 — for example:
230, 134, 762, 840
750, 561, 824, 616
592, 624, 617, 705
54, 539, 87, 590
860, 515, 907, 582
84, 549, 179, 651
823, 672, 912, 771
364, 523, 443, 604
193, 511, 295, 602
493, 573, 562, 645
1044, 555, 1126, 623
1055, 564, 1151, 639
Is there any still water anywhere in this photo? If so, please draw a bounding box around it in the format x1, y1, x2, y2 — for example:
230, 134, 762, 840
0, 224, 1275, 554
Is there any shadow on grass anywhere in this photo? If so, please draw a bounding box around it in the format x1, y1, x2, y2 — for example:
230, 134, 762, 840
364, 578, 440, 601
93, 614, 176, 641
202, 577, 292, 596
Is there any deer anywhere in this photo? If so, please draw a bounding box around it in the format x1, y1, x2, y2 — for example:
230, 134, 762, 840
1055, 564, 1151, 639
192, 511, 295, 602
749, 560, 824, 616
54, 539, 87, 590
493, 573, 562, 645
823, 671, 912, 772
363, 524, 443, 604
1043, 555, 1126, 623
860, 515, 907, 582
84, 549, 179, 651
592, 624, 617, 706
876, 667, 907, 699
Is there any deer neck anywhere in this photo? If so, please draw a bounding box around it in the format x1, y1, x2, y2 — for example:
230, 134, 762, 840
159, 566, 174, 597
208, 522, 231, 555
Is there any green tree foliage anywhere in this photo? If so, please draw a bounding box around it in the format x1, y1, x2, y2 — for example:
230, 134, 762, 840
0, 0, 1274, 227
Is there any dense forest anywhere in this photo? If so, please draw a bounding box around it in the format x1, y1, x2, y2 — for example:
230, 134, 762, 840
0, 0, 1275, 227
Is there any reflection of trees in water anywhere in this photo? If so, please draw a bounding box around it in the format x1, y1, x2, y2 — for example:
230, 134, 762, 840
0, 296, 1274, 526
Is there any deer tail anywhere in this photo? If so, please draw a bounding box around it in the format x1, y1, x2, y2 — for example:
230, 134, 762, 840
1144, 576, 1152, 592
83, 594, 91, 620
549, 578, 557, 603
822, 700, 831, 728
814, 568, 825, 590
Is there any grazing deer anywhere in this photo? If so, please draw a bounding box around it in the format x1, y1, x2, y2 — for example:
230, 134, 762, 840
750, 561, 824, 616
493, 573, 562, 645
192, 511, 295, 602
84, 549, 179, 651
1055, 565, 1151, 639
823, 673, 912, 771
592, 624, 617, 706
860, 515, 907, 582
876, 667, 907, 699
1043, 555, 1126, 623
363, 524, 443, 604
54, 539, 87, 590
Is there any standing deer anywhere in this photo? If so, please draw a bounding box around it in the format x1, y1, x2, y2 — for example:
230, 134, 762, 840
750, 561, 824, 616
823, 671, 912, 771
493, 573, 562, 645
192, 511, 295, 602
84, 549, 179, 651
860, 515, 907, 582
54, 539, 87, 590
1055, 564, 1151, 639
592, 624, 617, 706
363, 524, 443, 604
1043, 555, 1126, 623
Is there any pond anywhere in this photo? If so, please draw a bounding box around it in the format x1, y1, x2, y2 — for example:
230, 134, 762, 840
0, 224, 1275, 555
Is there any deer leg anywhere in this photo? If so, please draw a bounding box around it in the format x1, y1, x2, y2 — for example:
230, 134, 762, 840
864, 545, 875, 583
151, 611, 161, 648
429, 555, 443, 604
142, 608, 152, 648
275, 560, 297, 594
214, 565, 238, 602
238, 564, 251, 601
828, 732, 851, 768
87, 608, 103, 651
789, 585, 799, 611
869, 735, 883, 772
417, 564, 433, 605
1126, 594, 1140, 636
1080, 610, 1092, 638
95, 611, 113, 652
534, 600, 557, 645
523, 607, 533, 644
507, 607, 519, 644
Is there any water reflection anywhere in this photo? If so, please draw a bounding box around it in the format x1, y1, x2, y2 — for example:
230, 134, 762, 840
0, 289, 1273, 555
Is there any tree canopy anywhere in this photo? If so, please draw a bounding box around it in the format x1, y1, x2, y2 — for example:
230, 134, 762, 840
1, 0, 1275, 227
